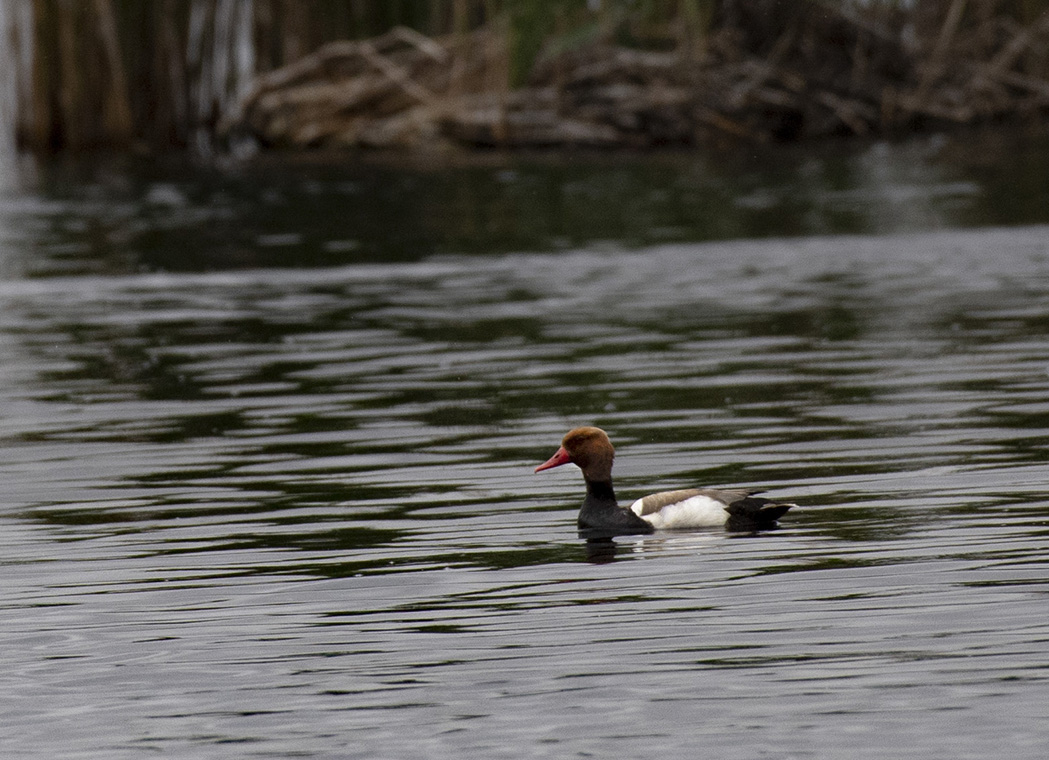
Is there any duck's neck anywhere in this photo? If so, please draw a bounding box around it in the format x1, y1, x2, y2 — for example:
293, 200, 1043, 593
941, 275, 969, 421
578, 475, 654, 536
583, 477, 618, 508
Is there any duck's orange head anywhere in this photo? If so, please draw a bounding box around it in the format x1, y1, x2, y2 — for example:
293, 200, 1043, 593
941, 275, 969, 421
535, 426, 615, 481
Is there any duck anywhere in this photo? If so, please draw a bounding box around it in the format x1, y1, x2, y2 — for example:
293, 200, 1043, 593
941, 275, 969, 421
535, 426, 794, 536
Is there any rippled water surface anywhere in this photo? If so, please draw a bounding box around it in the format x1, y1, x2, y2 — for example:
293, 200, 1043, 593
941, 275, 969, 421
2, 141, 1049, 758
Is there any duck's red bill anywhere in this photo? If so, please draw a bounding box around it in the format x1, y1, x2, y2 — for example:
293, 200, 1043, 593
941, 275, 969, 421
535, 445, 572, 473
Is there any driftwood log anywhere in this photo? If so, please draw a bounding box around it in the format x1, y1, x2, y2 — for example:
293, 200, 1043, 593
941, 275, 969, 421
227, 8, 1049, 150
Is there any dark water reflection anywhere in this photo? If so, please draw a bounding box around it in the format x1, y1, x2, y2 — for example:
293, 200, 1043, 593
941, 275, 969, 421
4, 133, 1049, 278
2, 140, 1049, 758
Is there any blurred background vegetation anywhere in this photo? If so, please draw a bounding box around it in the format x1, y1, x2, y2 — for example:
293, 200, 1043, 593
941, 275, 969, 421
4, 0, 1049, 152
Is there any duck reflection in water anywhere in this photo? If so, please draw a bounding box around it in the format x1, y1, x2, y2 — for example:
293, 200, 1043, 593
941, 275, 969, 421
581, 526, 777, 563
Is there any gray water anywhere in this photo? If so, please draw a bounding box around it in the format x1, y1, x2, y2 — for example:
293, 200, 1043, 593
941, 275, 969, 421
2, 139, 1049, 758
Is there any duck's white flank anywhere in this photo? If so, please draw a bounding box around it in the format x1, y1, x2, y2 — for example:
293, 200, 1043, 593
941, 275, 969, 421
628, 493, 729, 529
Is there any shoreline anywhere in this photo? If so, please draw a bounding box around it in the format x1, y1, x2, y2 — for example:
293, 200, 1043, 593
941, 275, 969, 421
225, 11, 1049, 155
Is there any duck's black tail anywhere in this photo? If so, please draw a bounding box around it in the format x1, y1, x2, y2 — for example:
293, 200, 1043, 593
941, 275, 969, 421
725, 494, 794, 531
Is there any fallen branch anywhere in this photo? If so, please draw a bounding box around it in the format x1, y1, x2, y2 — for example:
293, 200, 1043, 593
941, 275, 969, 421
226, 11, 1049, 151
358, 40, 437, 105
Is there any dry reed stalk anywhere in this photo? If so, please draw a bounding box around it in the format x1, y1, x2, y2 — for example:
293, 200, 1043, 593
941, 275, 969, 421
92, 0, 133, 141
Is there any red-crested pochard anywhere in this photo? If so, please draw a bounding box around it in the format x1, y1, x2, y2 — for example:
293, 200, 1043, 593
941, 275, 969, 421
535, 426, 794, 535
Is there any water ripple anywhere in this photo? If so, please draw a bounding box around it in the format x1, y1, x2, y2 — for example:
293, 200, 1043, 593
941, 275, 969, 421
3, 226, 1049, 757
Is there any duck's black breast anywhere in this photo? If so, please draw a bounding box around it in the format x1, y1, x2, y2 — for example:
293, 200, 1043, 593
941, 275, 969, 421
577, 481, 655, 538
